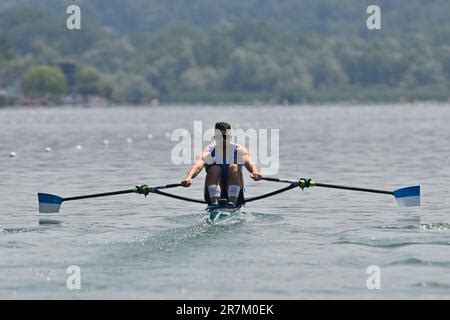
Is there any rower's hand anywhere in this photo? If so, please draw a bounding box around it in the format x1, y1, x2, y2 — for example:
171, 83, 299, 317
181, 177, 193, 187
250, 172, 262, 181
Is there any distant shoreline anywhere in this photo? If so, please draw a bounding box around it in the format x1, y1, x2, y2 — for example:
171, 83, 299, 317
1, 100, 449, 110
2, 87, 450, 108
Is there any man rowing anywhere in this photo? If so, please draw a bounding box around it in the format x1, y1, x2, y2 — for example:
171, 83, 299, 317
181, 122, 262, 209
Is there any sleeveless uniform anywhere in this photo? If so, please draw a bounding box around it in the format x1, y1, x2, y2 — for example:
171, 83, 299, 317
204, 142, 245, 205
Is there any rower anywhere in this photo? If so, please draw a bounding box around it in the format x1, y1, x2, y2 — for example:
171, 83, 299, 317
181, 122, 262, 209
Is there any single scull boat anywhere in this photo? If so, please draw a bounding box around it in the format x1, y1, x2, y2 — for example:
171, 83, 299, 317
38, 177, 421, 225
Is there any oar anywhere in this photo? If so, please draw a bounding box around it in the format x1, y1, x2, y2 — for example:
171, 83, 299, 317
37, 183, 182, 213
262, 177, 420, 207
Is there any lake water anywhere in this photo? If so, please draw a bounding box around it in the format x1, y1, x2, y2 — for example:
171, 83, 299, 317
0, 104, 449, 299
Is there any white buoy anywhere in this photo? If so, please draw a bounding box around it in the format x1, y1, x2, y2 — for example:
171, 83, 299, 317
164, 132, 171, 139
126, 137, 133, 144
102, 140, 109, 146
147, 134, 153, 140
150, 99, 159, 107
44, 147, 52, 153
75, 145, 83, 150
9, 152, 17, 158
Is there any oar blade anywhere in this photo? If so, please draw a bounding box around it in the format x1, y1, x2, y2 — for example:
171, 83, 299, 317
393, 186, 420, 207
38, 193, 63, 213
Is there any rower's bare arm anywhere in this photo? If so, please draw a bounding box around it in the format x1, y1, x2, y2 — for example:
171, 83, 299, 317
241, 147, 262, 181
181, 148, 207, 187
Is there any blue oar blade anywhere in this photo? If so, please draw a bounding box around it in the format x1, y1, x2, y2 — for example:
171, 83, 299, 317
38, 193, 63, 213
393, 186, 420, 207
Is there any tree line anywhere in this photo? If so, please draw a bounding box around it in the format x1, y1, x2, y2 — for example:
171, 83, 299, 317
0, 2, 449, 105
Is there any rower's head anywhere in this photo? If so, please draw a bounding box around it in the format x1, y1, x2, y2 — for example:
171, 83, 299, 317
214, 122, 232, 142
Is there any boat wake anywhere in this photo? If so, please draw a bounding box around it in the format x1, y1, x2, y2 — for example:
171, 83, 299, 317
124, 217, 246, 257
104, 211, 288, 261
163, 211, 284, 226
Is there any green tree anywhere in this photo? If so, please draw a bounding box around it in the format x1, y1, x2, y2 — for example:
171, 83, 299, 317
436, 45, 450, 81
75, 65, 113, 98
0, 34, 14, 71
21, 65, 67, 100
3, 1, 450, 103
224, 49, 282, 92
30, 40, 60, 64
194, 37, 233, 68
179, 66, 224, 90
112, 72, 156, 103
402, 58, 446, 86
339, 38, 409, 86
308, 53, 349, 89
275, 57, 313, 101
0, 35, 14, 59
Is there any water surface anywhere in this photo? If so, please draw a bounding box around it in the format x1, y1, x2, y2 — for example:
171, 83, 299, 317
0, 104, 449, 299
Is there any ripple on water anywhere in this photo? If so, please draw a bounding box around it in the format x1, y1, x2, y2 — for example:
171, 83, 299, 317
334, 239, 450, 248
388, 258, 450, 268
378, 224, 419, 230
411, 282, 450, 289
378, 216, 421, 230
420, 223, 450, 231
379, 223, 450, 231
335, 219, 450, 248
0, 227, 39, 234
0, 240, 35, 249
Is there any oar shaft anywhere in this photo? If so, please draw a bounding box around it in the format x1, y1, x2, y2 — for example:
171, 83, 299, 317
154, 183, 182, 189
63, 189, 135, 202
262, 177, 393, 195
62, 183, 183, 202
314, 183, 393, 195
262, 177, 295, 184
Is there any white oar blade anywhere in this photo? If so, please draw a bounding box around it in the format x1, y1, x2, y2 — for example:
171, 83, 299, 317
38, 193, 63, 213
393, 186, 420, 207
